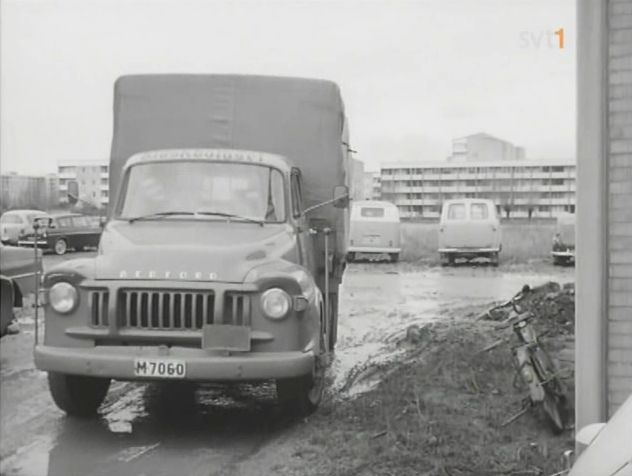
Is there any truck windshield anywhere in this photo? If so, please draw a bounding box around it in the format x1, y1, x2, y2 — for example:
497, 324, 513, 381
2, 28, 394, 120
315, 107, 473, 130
118, 161, 286, 223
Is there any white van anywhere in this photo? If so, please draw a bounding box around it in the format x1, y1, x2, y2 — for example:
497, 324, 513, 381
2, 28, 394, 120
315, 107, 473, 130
348, 200, 401, 262
438, 199, 501, 266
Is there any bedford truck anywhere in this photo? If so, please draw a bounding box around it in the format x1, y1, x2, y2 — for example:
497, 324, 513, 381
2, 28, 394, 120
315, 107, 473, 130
35, 74, 351, 416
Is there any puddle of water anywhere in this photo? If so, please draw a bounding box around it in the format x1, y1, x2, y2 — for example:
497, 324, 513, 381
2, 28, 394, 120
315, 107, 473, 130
332, 265, 574, 399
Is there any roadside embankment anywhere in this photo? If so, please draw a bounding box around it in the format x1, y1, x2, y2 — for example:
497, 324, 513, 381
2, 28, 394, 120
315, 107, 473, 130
239, 282, 575, 476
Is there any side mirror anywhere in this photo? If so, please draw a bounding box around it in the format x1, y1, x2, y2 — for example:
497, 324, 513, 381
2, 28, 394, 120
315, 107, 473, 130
333, 185, 350, 209
67, 180, 79, 206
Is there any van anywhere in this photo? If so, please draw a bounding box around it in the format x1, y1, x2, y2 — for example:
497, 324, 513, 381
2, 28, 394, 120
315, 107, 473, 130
438, 199, 501, 266
348, 200, 401, 262
552, 212, 575, 266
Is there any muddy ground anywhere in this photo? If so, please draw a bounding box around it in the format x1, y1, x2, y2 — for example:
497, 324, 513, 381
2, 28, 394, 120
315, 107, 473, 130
0, 254, 574, 476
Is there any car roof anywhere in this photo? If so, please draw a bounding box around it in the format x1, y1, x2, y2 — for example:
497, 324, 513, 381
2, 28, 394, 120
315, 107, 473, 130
1, 209, 47, 215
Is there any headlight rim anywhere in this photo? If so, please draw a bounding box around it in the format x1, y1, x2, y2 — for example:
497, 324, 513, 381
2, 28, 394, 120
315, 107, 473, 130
48, 281, 79, 314
260, 287, 292, 320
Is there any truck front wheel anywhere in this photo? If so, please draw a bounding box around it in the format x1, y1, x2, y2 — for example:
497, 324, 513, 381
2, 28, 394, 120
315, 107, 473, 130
277, 320, 326, 415
48, 372, 111, 417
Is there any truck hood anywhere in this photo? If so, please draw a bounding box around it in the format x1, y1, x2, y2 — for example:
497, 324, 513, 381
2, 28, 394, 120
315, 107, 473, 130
95, 220, 296, 283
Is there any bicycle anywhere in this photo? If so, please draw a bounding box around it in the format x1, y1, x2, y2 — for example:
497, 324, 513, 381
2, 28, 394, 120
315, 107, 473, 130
495, 289, 570, 433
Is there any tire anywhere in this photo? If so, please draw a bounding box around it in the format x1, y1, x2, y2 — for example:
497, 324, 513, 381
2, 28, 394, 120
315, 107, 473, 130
48, 372, 111, 417
0, 279, 15, 337
54, 238, 68, 256
347, 252, 355, 263
328, 294, 338, 351
531, 348, 569, 433
541, 381, 568, 434
490, 252, 500, 267
389, 253, 399, 263
277, 313, 326, 415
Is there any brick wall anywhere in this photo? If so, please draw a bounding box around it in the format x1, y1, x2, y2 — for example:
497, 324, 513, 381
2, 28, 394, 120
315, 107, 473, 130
607, 0, 632, 416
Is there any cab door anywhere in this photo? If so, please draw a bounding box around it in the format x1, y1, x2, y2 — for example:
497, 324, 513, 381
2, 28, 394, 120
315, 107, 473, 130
290, 169, 315, 274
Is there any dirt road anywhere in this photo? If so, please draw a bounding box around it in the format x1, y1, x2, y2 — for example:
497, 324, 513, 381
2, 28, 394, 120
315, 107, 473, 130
0, 254, 573, 476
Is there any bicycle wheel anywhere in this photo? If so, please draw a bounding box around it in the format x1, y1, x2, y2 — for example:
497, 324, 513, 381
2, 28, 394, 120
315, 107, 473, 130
541, 380, 568, 433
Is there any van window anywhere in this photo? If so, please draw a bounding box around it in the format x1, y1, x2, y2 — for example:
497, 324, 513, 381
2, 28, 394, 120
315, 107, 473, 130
470, 203, 489, 220
361, 207, 385, 218
1, 214, 21, 224
447, 204, 466, 220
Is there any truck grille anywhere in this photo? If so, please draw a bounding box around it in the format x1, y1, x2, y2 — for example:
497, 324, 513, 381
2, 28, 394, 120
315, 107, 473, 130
90, 290, 110, 327
119, 290, 215, 330
115, 290, 252, 330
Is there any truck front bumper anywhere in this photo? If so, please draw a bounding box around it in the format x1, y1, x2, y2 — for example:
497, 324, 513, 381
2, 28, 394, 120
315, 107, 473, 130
35, 345, 314, 381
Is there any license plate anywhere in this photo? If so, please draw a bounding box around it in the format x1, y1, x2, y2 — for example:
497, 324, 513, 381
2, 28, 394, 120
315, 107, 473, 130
133, 358, 186, 378
362, 235, 380, 245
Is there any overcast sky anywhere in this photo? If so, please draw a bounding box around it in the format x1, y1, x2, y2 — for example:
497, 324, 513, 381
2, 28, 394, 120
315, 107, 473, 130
0, 0, 575, 174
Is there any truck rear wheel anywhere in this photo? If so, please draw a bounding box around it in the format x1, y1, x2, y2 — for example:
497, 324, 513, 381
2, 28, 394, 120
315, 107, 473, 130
48, 372, 111, 417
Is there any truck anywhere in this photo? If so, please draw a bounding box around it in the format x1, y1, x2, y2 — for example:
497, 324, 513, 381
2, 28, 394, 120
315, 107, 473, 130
35, 74, 352, 416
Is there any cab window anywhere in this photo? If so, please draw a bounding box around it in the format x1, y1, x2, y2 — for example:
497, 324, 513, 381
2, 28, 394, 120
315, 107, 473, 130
470, 203, 489, 220
291, 172, 303, 218
447, 204, 466, 220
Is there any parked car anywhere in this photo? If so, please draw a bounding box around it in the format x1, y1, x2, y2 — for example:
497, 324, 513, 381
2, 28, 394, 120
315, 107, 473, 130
18, 213, 102, 255
348, 200, 401, 262
438, 198, 502, 266
0, 209, 48, 245
0, 242, 41, 336
552, 212, 575, 266
566, 393, 632, 476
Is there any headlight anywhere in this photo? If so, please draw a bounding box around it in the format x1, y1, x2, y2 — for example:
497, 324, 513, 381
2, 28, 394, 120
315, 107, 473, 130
261, 288, 291, 320
49, 282, 78, 314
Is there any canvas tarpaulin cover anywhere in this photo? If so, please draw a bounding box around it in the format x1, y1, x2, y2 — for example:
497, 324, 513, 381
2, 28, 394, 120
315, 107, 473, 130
109, 74, 350, 253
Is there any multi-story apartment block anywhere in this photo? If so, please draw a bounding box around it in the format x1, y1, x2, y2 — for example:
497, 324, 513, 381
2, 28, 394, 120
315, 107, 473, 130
449, 132, 525, 163
380, 158, 575, 219
349, 158, 366, 201
362, 171, 381, 200
58, 161, 109, 208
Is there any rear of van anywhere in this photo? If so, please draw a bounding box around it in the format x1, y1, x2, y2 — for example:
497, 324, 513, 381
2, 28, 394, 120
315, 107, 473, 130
438, 199, 501, 266
348, 201, 401, 262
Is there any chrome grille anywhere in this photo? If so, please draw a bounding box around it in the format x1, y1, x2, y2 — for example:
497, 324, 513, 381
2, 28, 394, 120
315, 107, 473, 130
224, 293, 252, 326
90, 290, 110, 327
119, 290, 215, 330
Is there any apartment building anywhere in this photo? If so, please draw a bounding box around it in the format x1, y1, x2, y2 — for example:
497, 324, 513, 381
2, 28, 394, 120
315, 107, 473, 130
58, 161, 109, 208
362, 171, 381, 200
380, 158, 575, 219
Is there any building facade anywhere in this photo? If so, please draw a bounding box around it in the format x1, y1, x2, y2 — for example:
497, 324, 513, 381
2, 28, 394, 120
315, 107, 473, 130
576, 0, 632, 436
0, 173, 60, 212
58, 161, 109, 208
380, 159, 575, 219
449, 132, 525, 163
362, 171, 381, 201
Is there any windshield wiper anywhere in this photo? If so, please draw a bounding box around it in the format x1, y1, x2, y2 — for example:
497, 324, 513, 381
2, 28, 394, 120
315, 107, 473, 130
195, 211, 265, 226
126, 211, 195, 223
